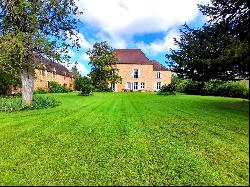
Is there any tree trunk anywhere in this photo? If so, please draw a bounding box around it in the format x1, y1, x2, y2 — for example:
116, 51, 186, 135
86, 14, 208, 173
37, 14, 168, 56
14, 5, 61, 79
21, 67, 35, 105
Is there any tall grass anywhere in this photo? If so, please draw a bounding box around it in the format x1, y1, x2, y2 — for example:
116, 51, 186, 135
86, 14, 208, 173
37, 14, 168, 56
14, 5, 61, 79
0, 96, 60, 112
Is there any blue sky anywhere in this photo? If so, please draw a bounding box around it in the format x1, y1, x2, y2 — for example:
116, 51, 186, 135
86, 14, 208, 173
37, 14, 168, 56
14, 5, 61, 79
66, 0, 210, 75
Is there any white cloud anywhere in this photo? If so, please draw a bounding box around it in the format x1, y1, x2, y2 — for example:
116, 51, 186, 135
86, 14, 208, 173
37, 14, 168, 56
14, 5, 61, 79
67, 62, 89, 76
77, 0, 209, 37
76, 0, 210, 57
135, 29, 180, 55
67, 49, 76, 57
82, 53, 90, 61
67, 31, 92, 49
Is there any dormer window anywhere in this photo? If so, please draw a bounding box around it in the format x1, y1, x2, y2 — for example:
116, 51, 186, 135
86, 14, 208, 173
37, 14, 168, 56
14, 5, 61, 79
156, 72, 161, 79
134, 69, 139, 78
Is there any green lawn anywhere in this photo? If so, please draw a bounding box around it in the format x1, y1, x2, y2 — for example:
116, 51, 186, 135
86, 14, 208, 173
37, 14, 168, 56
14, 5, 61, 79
0, 92, 249, 186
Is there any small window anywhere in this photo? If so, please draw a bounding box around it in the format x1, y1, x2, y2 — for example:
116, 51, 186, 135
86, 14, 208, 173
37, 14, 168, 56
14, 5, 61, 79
127, 82, 132, 90
53, 72, 56, 79
134, 69, 139, 78
133, 82, 138, 90
111, 83, 116, 91
141, 82, 145, 89
111, 69, 115, 75
157, 82, 161, 90
41, 69, 46, 79
156, 72, 161, 79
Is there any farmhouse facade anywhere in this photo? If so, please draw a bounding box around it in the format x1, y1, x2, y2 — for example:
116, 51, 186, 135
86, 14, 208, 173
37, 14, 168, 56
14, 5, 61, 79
33, 57, 74, 91
111, 49, 172, 92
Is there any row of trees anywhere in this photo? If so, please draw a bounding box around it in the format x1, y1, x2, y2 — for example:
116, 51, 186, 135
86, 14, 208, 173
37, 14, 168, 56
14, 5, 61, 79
166, 0, 249, 82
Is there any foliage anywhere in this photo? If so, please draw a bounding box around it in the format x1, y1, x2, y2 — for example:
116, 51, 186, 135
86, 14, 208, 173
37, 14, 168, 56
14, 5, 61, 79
34, 88, 48, 94
74, 76, 86, 91
0, 0, 82, 103
48, 81, 72, 93
0, 95, 59, 112
203, 80, 249, 98
163, 76, 249, 98
87, 41, 122, 91
166, 0, 249, 81
158, 84, 176, 96
79, 76, 92, 96
0, 93, 248, 185
198, 0, 249, 42
71, 63, 81, 77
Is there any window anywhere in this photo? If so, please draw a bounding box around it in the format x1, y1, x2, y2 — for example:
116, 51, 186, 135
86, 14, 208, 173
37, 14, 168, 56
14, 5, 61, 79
133, 82, 138, 90
111, 83, 116, 92
141, 82, 145, 89
40, 69, 46, 79
111, 69, 115, 75
52, 72, 56, 79
157, 82, 161, 90
127, 82, 132, 90
134, 69, 139, 78
156, 72, 161, 79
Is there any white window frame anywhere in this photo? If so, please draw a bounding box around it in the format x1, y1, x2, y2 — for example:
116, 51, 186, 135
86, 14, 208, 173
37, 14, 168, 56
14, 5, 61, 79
156, 82, 161, 90
111, 83, 116, 92
127, 82, 132, 90
141, 82, 145, 89
133, 69, 139, 78
133, 82, 138, 90
156, 72, 161, 79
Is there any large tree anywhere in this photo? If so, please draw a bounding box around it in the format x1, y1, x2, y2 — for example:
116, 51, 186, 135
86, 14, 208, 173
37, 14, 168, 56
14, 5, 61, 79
87, 41, 121, 91
0, 0, 81, 104
166, 0, 249, 81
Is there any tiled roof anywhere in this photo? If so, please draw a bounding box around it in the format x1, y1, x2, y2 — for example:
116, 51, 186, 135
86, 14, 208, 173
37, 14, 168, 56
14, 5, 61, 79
150, 60, 169, 71
34, 56, 73, 77
113, 49, 152, 64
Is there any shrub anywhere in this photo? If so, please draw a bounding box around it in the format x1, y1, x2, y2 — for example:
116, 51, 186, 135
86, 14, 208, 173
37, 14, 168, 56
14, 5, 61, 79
159, 84, 176, 93
31, 96, 60, 109
48, 81, 72, 93
78, 77, 92, 96
183, 79, 204, 95
0, 96, 60, 112
0, 97, 24, 112
34, 88, 48, 94
74, 76, 85, 91
217, 81, 249, 98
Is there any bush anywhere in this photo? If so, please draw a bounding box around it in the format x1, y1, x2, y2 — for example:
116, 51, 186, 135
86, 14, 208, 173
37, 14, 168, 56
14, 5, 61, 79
168, 77, 249, 98
183, 79, 204, 95
48, 81, 72, 93
0, 96, 60, 112
159, 84, 176, 93
78, 76, 92, 96
203, 80, 249, 98
31, 96, 60, 109
34, 88, 48, 94
74, 76, 85, 91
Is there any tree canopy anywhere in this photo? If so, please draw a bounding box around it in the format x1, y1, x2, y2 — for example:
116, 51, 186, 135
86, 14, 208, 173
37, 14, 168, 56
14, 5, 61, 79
87, 41, 122, 91
166, 0, 249, 81
0, 0, 82, 103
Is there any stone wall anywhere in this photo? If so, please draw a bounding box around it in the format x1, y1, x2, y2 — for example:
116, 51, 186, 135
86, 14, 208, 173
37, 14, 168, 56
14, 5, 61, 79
34, 69, 74, 90
115, 64, 172, 92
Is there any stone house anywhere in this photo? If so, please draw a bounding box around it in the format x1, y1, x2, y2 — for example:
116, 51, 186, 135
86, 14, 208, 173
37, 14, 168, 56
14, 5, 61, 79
34, 58, 74, 91
11, 57, 74, 93
111, 49, 172, 92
